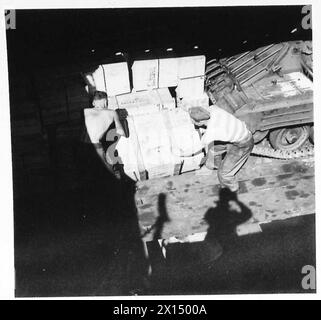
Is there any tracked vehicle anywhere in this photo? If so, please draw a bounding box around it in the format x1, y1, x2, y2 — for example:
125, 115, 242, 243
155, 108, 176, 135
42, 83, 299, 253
205, 40, 313, 159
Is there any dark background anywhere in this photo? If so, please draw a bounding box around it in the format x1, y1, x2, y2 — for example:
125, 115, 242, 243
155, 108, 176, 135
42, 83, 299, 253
5, 6, 314, 297
7, 6, 312, 71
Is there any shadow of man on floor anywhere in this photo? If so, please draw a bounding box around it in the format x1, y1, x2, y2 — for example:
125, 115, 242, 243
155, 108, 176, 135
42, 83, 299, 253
203, 187, 253, 263
153, 193, 170, 241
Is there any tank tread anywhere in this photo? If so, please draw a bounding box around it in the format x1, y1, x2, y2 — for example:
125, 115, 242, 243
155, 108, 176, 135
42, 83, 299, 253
252, 143, 314, 159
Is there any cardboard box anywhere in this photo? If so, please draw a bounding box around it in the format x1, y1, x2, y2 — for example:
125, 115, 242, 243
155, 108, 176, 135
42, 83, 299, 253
102, 62, 131, 96
132, 59, 159, 91
157, 88, 176, 110
133, 112, 177, 179
158, 55, 206, 88
177, 92, 210, 110
107, 96, 119, 110
91, 65, 106, 92
90, 63, 131, 96
180, 153, 204, 174
176, 76, 205, 100
163, 108, 203, 157
114, 108, 203, 179
158, 58, 180, 88
178, 55, 206, 79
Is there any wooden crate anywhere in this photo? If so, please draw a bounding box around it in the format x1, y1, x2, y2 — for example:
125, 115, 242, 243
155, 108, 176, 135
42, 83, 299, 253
115, 108, 202, 180
132, 59, 159, 91
116, 90, 162, 116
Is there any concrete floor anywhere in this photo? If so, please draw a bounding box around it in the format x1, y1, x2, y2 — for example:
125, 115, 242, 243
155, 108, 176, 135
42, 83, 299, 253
14, 156, 315, 296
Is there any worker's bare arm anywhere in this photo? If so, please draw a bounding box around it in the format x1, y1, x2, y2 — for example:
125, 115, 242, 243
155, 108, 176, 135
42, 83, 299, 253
84, 109, 118, 142
102, 111, 115, 134
84, 109, 126, 170
111, 110, 126, 137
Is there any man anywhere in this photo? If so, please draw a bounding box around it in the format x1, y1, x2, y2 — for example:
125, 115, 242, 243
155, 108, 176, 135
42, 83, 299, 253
78, 91, 150, 292
189, 105, 254, 192
82, 90, 126, 171
77, 90, 127, 219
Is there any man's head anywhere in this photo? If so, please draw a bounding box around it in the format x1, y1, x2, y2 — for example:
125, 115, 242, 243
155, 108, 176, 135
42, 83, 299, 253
188, 106, 210, 127
92, 91, 108, 109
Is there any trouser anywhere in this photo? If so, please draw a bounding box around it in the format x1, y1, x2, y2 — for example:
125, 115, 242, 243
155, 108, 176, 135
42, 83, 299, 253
205, 143, 226, 169
213, 134, 254, 192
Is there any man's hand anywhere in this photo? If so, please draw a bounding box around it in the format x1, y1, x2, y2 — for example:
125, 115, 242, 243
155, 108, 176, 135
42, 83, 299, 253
190, 118, 209, 127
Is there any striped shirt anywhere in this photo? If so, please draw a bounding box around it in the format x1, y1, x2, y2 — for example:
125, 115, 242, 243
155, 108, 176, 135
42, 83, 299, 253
201, 106, 250, 146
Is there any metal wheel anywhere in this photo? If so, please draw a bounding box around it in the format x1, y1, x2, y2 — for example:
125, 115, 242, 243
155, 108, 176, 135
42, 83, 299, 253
269, 126, 310, 151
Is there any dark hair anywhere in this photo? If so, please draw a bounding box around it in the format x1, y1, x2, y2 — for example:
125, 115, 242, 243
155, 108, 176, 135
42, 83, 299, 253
92, 90, 107, 101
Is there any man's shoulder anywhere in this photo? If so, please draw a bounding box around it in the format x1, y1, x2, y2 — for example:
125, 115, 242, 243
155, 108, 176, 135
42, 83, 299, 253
210, 105, 228, 114
210, 105, 239, 120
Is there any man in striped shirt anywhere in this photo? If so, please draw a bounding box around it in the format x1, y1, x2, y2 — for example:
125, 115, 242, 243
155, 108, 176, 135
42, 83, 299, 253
189, 105, 254, 192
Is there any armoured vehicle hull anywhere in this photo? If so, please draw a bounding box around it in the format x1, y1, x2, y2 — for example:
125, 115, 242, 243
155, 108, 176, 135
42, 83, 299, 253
205, 41, 313, 157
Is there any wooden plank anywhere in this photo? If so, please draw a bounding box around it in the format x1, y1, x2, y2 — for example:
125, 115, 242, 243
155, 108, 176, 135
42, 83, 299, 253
10, 102, 37, 116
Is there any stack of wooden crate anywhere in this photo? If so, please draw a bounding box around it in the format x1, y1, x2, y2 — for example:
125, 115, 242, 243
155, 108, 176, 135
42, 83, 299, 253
85, 55, 209, 180
103, 107, 204, 181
